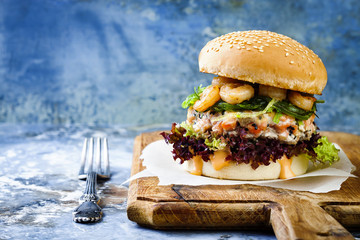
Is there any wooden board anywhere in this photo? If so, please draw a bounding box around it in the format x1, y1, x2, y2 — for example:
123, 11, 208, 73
127, 131, 360, 240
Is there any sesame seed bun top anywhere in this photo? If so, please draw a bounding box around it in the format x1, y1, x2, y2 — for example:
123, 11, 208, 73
199, 30, 327, 95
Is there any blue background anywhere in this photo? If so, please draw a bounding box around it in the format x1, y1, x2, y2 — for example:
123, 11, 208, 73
0, 0, 359, 133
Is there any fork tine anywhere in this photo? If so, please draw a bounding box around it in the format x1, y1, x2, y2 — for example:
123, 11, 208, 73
87, 138, 94, 173
78, 138, 88, 179
95, 137, 101, 174
79, 137, 110, 181
102, 138, 110, 178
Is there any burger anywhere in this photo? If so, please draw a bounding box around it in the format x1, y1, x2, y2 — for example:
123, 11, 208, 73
161, 30, 340, 180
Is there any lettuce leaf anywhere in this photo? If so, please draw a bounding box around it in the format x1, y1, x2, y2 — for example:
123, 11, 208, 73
214, 98, 278, 121
273, 112, 283, 124
180, 121, 226, 151
211, 95, 322, 121
181, 85, 206, 109
313, 136, 340, 165
180, 121, 197, 137
273, 100, 315, 121
204, 137, 227, 151
211, 96, 270, 112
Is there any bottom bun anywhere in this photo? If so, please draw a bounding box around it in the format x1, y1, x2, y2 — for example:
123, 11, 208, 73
183, 154, 309, 180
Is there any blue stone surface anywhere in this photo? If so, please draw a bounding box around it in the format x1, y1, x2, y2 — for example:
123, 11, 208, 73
0, 0, 359, 133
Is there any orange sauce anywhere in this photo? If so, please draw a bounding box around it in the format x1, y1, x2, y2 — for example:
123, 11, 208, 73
210, 150, 230, 171
278, 155, 296, 179
190, 155, 203, 176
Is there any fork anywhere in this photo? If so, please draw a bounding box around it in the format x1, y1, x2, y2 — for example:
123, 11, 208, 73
73, 137, 110, 223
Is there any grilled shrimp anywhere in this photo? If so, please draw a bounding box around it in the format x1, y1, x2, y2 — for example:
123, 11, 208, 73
212, 76, 240, 87
259, 85, 287, 100
288, 91, 316, 111
193, 85, 221, 112
220, 83, 254, 105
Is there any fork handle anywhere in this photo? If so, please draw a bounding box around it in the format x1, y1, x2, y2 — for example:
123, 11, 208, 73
73, 172, 102, 223
80, 171, 100, 203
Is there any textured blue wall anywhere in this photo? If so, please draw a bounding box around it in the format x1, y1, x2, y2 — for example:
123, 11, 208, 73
0, 0, 359, 133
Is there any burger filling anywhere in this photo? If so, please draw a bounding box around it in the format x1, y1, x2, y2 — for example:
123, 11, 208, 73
161, 77, 340, 172
187, 108, 316, 145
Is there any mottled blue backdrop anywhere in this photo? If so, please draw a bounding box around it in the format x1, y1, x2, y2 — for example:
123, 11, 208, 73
0, 0, 359, 133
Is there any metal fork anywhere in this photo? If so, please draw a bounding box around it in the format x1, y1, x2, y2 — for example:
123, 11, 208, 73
73, 137, 110, 223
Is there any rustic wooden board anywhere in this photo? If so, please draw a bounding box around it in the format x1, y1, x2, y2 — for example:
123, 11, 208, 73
127, 131, 360, 240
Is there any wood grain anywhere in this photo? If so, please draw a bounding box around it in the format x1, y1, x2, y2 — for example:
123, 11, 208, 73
127, 131, 360, 239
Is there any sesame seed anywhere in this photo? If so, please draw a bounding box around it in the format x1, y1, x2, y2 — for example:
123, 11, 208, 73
285, 53, 290, 57
259, 49, 264, 52
290, 61, 294, 64
312, 60, 315, 64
